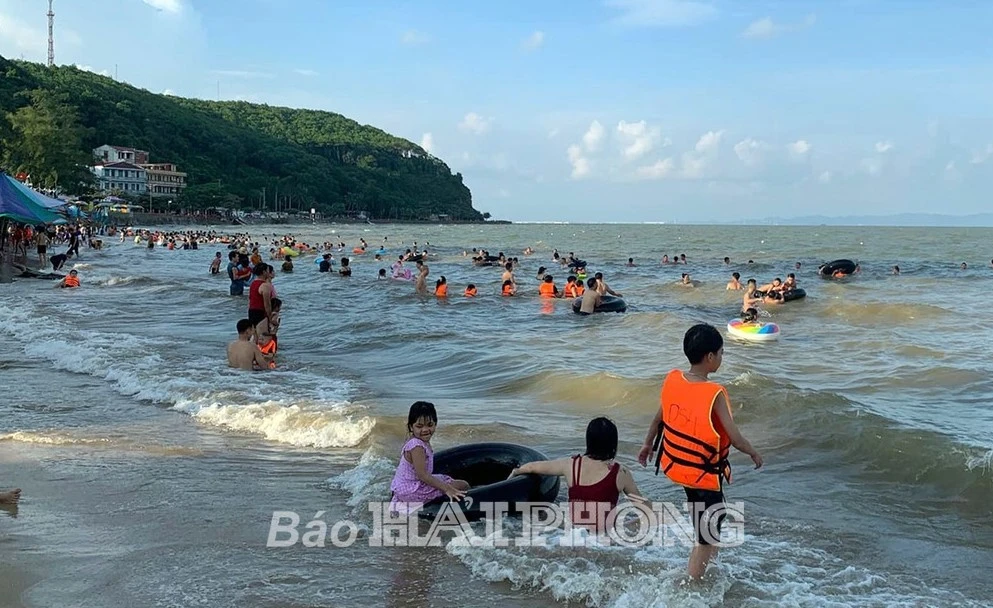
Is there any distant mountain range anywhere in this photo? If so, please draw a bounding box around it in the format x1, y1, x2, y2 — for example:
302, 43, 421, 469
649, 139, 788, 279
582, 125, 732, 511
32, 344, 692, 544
722, 213, 993, 227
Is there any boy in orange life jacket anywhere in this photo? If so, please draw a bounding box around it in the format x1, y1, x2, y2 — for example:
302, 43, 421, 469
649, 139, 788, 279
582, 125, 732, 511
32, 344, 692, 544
637, 323, 763, 580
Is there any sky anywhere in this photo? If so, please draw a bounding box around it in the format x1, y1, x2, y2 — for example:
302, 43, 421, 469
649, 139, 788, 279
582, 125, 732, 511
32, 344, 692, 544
1, 0, 992, 222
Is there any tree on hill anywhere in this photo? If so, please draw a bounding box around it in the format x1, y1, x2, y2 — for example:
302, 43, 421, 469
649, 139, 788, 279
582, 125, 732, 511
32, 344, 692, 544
1, 88, 94, 192
0, 56, 483, 220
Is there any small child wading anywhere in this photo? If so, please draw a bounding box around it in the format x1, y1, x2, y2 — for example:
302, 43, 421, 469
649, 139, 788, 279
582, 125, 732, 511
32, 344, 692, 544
389, 401, 470, 515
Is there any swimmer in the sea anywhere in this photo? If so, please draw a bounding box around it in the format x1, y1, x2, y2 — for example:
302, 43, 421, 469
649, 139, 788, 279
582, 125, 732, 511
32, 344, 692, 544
58, 269, 80, 289
228, 319, 271, 371
415, 261, 429, 294
501, 262, 517, 290
726, 272, 742, 290
536, 266, 547, 280
210, 252, 222, 275
742, 279, 764, 312
961, 262, 968, 270
660, 255, 670, 265
501, 279, 516, 296
378, 268, 387, 280
723, 257, 730, 265
680, 273, 698, 287
782, 273, 797, 291
594, 272, 622, 297
626, 257, 636, 267
564, 276, 584, 298
740, 307, 760, 323
892, 265, 900, 275
538, 274, 560, 298
255, 299, 281, 369
434, 276, 448, 297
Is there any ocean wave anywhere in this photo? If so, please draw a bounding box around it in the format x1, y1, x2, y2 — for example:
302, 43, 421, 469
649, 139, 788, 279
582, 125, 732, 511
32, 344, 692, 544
0, 430, 203, 456
173, 399, 374, 449
0, 300, 371, 451
445, 521, 985, 608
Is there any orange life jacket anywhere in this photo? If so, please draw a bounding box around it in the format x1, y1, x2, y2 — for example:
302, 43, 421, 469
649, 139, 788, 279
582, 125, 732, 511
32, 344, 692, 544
259, 336, 277, 356
502, 284, 514, 296
654, 370, 732, 491
64, 275, 80, 288
435, 284, 448, 297
464, 287, 477, 297
539, 282, 556, 297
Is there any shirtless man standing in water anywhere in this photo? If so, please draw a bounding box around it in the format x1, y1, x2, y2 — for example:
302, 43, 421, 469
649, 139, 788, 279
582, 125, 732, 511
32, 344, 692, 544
227, 319, 271, 370
415, 261, 429, 295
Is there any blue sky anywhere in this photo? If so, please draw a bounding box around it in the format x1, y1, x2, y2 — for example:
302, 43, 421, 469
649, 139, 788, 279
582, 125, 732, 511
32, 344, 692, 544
1, 0, 992, 222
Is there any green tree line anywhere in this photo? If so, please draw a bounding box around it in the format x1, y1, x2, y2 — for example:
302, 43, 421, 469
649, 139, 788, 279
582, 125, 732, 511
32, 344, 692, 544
0, 56, 482, 221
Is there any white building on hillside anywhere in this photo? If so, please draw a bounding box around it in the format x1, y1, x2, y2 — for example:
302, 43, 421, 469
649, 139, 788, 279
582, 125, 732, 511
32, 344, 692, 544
90, 162, 148, 194
93, 145, 150, 165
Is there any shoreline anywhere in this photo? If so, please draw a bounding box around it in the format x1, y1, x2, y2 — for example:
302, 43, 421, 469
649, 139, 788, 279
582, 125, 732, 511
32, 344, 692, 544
106, 213, 510, 227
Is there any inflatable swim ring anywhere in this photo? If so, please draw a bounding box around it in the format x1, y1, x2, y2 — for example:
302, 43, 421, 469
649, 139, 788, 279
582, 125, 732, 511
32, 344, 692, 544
782, 288, 806, 302
571, 295, 627, 314
352, 248, 366, 254
376, 249, 388, 255
727, 319, 780, 342
417, 443, 561, 521
280, 247, 300, 257
818, 259, 856, 277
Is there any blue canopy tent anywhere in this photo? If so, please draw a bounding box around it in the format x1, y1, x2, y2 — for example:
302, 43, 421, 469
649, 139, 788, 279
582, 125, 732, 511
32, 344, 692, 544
0, 173, 65, 225
5, 176, 67, 210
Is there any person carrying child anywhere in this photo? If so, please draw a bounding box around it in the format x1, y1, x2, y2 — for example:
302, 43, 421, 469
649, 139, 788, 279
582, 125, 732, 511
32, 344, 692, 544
255, 298, 281, 369
389, 401, 470, 515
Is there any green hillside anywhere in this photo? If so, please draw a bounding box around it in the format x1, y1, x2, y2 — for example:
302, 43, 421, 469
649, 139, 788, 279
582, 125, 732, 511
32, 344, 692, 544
0, 56, 482, 221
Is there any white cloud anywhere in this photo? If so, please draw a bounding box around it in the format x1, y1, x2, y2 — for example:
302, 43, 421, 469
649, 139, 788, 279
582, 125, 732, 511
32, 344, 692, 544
681, 154, 708, 179
0, 10, 49, 59
969, 143, 993, 164
605, 0, 718, 27
293, 68, 318, 77
582, 120, 606, 152
420, 133, 434, 154
522, 31, 545, 51
636, 157, 675, 179
547, 129, 560, 139
694, 129, 724, 154
944, 161, 961, 182
733, 138, 768, 166
400, 30, 430, 45
211, 69, 275, 79
787, 139, 811, 160
568, 144, 591, 179
142, 0, 183, 14
680, 130, 724, 178
741, 14, 815, 40
875, 141, 893, 153
818, 170, 832, 183
616, 120, 664, 160
459, 112, 492, 135
76, 64, 111, 77
163, 88, 176, 95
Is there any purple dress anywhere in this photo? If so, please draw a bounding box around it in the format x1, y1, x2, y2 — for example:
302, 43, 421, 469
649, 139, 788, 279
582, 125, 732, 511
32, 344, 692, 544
389, 437, 454, 513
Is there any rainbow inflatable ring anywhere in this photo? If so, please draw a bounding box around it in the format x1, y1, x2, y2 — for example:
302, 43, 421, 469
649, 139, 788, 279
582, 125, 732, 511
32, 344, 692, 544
727, 319, 780, 342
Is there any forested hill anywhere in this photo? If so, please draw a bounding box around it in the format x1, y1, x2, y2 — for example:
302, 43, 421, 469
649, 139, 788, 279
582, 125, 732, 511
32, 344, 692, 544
0, 57, 482, 220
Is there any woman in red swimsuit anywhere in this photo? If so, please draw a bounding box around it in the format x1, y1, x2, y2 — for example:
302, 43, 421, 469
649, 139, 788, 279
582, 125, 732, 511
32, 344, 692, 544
508, 417, 646, 534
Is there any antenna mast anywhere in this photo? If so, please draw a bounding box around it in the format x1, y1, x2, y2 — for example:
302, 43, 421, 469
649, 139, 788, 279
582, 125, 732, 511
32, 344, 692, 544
47, 0, 55, 67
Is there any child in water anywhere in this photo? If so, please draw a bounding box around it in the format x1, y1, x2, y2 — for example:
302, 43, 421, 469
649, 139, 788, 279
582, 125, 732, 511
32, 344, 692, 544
434, 276, 448, 297
389, 401, 470, 515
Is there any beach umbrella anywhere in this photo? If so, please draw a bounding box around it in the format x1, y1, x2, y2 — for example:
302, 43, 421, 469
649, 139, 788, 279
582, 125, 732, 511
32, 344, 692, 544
0, 173, 64, 225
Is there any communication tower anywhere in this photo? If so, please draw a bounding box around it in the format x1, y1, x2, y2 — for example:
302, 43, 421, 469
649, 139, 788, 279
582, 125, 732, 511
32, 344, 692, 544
47, 0, 55, 67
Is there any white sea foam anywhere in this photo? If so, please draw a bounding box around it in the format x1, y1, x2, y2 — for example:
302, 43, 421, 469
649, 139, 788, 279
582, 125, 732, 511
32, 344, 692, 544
0, 301, 374, 450
326, 448, 396, 510
446, 524, 983, 608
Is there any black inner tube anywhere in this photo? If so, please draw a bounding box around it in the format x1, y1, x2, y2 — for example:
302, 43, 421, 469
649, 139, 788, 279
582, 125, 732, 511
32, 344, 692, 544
418, 443, 561, 519
572, 295, 627, 314
819, 259, 856, 276
782, 288, 806, 302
